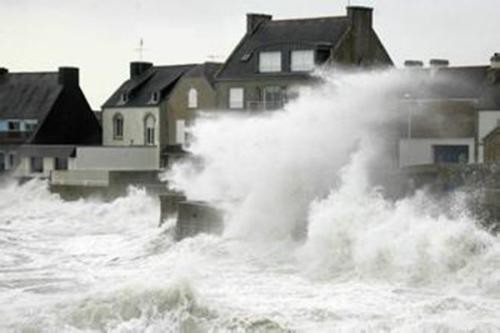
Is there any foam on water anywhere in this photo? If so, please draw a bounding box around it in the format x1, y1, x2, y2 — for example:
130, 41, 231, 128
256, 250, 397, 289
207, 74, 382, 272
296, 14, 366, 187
1, 69, 500, 331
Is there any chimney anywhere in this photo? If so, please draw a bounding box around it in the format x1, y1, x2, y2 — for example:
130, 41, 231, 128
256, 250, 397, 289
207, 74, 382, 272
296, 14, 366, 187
130, 62, 153, 79
0, 67, 8, 76
429, 59, 449, 68
246, 13, 272, 34
404, 60, 424, 68
490, 53, 500, 69
347, 6, 373, 65
58, 67, 79, 88
347, 6, 373, 31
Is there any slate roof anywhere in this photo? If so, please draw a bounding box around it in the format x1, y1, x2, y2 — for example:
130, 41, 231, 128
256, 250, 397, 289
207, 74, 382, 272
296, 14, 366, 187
184, 62, 222, 88
217, 16, 351, 79
0, 72, 62, 120
102, 64, 197, 108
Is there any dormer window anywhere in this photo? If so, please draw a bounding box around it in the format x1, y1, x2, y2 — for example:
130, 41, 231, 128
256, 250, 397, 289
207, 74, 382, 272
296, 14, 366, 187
150, 91, 160, 104
291, 50, 315, 72
188, 88, 198, 109
259, 51, 281, 73
120, 93, 128, 104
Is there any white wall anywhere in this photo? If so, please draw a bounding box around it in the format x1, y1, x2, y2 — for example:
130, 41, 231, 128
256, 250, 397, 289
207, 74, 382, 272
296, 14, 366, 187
15, 156, 55, 178
102, 106, 160, 147
399, 138, 475, 167
69, 146, 160, 171
478, 110, 500, 162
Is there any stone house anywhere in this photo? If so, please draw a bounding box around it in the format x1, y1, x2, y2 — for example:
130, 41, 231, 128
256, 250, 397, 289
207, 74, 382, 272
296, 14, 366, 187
215, 6, 393, 111
0, 67, 101, 177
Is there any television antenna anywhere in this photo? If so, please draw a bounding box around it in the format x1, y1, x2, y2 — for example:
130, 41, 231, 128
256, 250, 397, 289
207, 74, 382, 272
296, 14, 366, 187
134, 38, 148, 61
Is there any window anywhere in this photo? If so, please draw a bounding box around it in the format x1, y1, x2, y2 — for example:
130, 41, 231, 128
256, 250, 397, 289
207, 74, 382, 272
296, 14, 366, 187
8, 120, 20, 131
176, 120, 186, 145
151, 91, 160, 103
263, 86, 285, 110
24, 120, 38, 132
259, 51, 282, 73
188, 88, 198, 109
8, 153, 15, 170
433, 145, 469, 164
229, 88, 244, 109
0, 152, 4, 171
120, 93, 128, 104
54, 157, 68, 170
144, 114, 156, 145
113, 114, 124, 140
291, 50, 315, 72
30, 157, 43, 173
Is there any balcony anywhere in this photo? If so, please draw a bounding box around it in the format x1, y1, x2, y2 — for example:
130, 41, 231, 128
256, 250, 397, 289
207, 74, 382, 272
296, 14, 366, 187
246, 100, 285, 111
0, 131, 32, 144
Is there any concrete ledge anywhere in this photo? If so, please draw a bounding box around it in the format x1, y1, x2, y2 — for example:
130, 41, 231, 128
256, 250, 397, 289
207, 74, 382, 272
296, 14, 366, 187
176, 201, 224, 240
159, 193, 187, 226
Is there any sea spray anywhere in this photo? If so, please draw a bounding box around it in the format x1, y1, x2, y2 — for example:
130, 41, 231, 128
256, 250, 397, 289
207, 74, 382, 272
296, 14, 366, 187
168, 69, 404, 240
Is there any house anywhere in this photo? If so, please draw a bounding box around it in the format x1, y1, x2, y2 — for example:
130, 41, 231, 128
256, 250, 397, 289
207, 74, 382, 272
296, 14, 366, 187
399, 53, 500, 167
398, 60, 487, 167
0, 67, 101, 177
100, 61, 220, 168
215, 6, 393, 111
49, 61, 220, 190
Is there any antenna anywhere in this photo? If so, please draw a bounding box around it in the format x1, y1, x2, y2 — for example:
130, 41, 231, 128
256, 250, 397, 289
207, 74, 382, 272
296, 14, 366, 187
134, 38, 148, 61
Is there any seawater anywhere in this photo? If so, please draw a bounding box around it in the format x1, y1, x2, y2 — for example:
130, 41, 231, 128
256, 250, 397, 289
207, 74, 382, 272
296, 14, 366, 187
1, 70, 500, 332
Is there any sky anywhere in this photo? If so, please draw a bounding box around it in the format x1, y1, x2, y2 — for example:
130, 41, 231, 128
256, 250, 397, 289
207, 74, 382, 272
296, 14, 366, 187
1, 0, 500, 109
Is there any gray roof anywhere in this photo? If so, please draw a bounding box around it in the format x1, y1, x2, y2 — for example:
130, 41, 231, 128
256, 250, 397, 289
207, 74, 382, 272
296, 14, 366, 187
102, 64, 197, 108
0, 72, 62, 120
217, 16, 351, 79
184, 62, 223, 88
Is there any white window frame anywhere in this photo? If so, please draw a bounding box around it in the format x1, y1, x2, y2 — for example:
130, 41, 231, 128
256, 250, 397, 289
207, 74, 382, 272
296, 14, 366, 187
176, 120, 186, 145
291, 50, 315, 72
259, 51, 282, 73
113, 113, 124, 140
229, 88, 244, 109
144, 114, 156, 146
188, 88, 198, 109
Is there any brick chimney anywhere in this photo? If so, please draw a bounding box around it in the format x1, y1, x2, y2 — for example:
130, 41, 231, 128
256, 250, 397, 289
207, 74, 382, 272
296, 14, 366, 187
246, 14, 272, 34
58, 67, 79, 88
130, 62, 153, 79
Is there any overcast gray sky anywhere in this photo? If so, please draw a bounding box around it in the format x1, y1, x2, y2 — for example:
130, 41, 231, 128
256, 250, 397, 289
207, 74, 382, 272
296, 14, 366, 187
1, 0, 499, 109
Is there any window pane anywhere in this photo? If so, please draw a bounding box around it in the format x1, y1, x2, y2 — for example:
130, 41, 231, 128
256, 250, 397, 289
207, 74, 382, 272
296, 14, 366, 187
188, 88, 198, 108
176, 120, 186, 145
229, 88, 244, 109
291, 50, 315, 72
259, 52, 282, 72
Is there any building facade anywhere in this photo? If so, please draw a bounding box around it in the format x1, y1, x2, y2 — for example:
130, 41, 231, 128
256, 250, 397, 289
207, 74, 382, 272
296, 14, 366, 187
215, 6, 393, 111
0, 67, 101, 177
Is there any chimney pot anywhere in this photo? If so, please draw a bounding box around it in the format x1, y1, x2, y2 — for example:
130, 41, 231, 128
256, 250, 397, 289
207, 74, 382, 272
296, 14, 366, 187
246, 13, 272, 34
130, 62, 153, 79
404, 60, 424, 68
429, 59, 449, 68
58, 67, 79, 87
